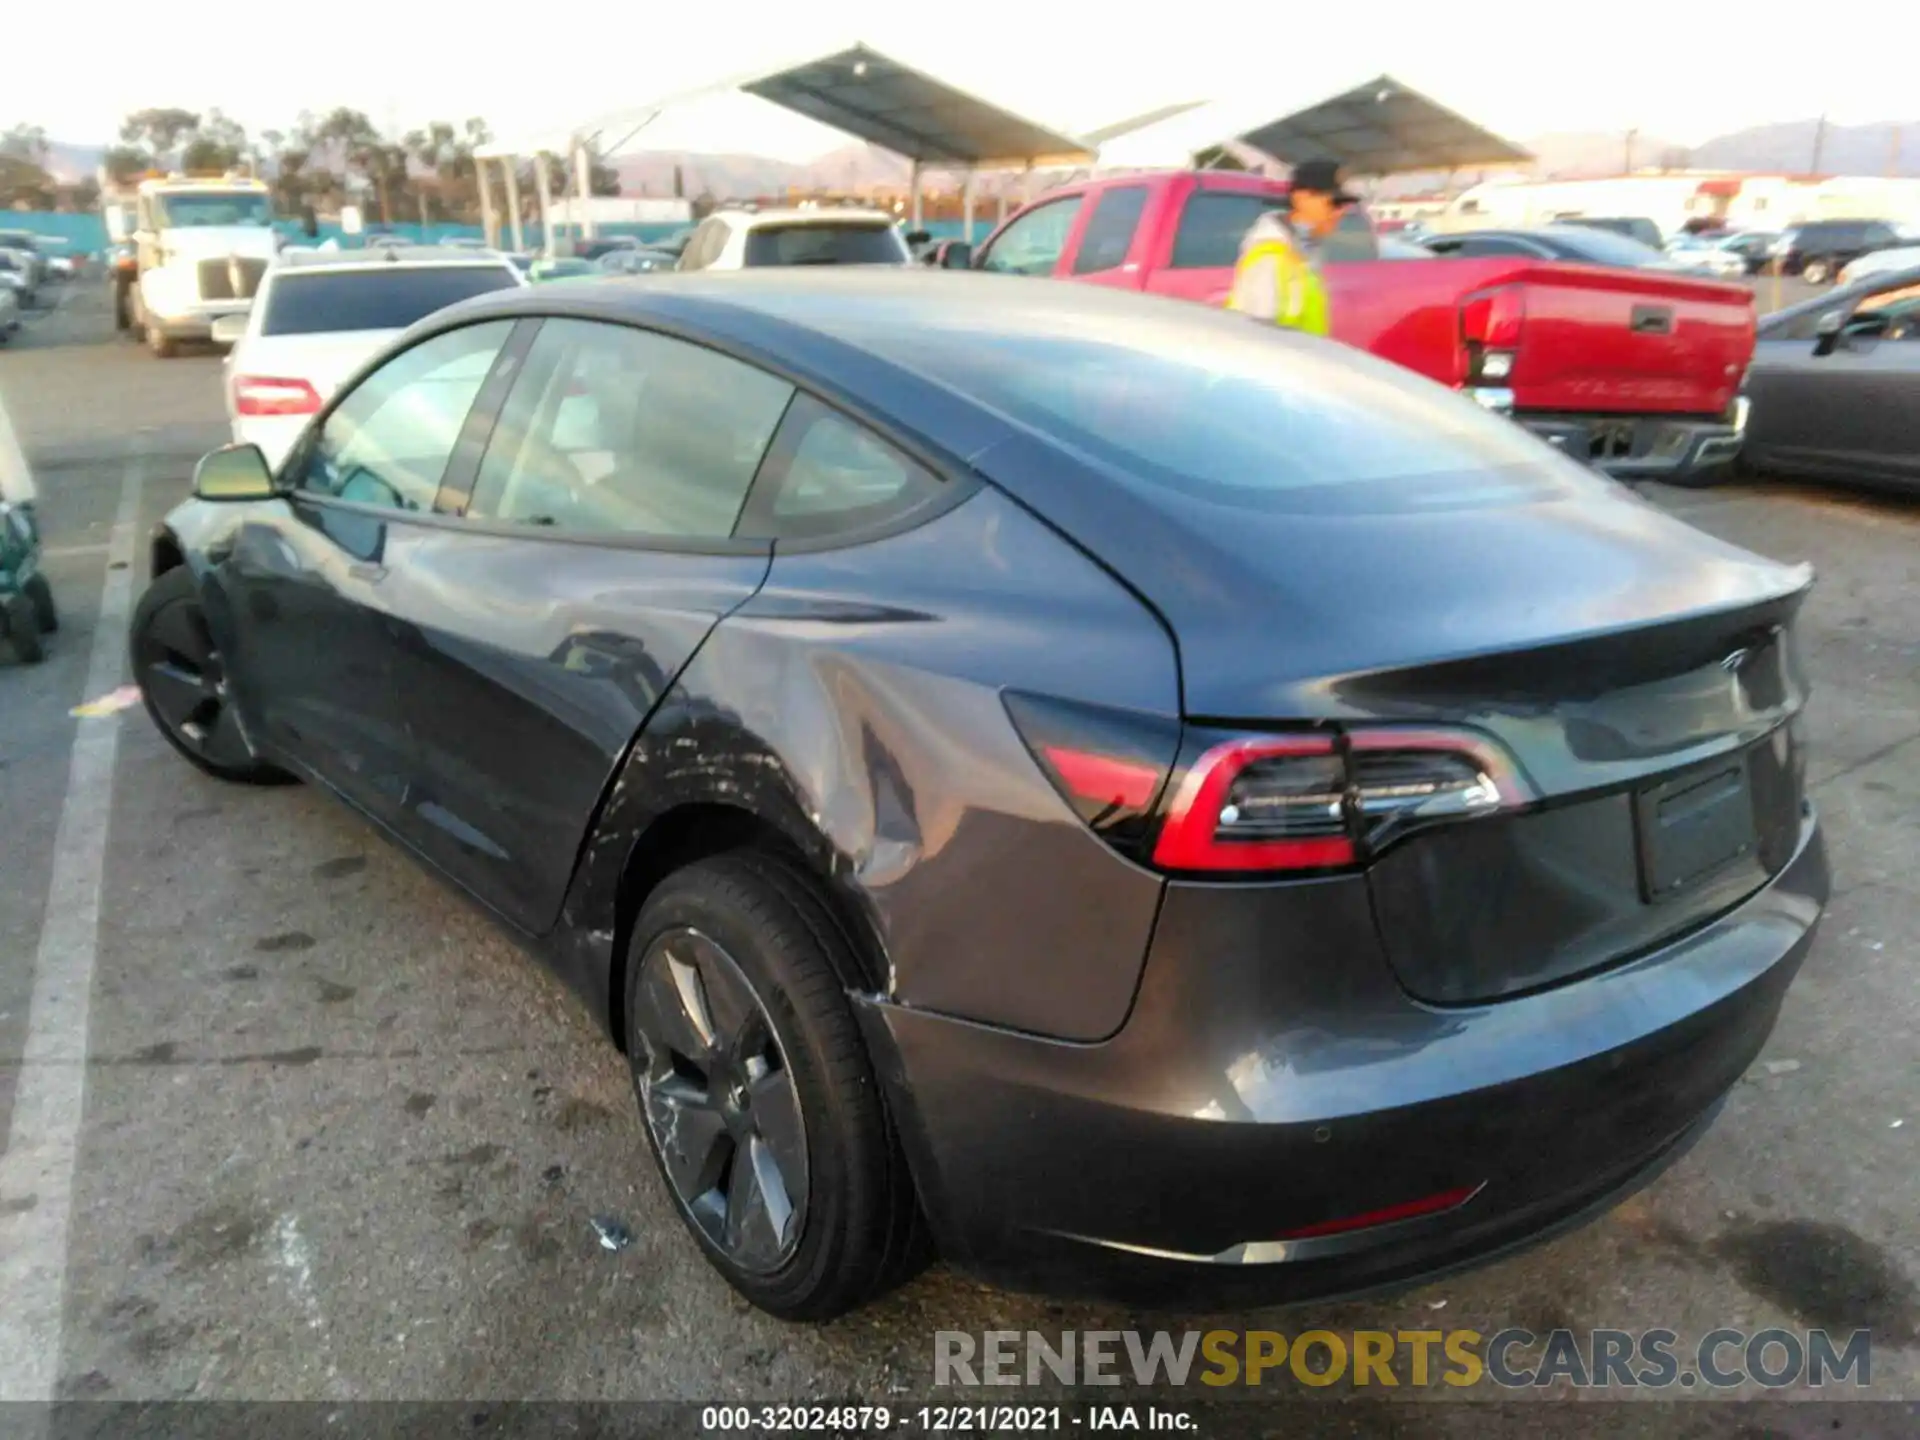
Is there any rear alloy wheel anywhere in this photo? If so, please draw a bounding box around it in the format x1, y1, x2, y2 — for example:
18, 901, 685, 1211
130, 567, 290, 783
625, 853, 924, 1320
1802, 258, 1830, 285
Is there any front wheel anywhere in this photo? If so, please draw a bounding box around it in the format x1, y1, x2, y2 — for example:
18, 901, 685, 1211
625, 852, 924, 1320
129, 567, 292, 783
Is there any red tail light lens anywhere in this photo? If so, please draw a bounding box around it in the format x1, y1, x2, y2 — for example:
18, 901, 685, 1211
1154, 727, 1533, 875
1008, 695, 1532, 876
1460, 284, 1525, 386
232, 375, 321, 417
1003, 693, 1180, 863
1460, 285, 1526, 347
1154, 736, 1353, 872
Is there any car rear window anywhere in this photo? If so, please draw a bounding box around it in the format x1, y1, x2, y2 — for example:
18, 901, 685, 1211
260, 265, 518, 336
743, 224, 908, 267
883, 316, 1564, 513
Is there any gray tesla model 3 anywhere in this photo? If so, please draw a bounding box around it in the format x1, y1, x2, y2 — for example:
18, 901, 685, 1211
131, 270, 1828, 1319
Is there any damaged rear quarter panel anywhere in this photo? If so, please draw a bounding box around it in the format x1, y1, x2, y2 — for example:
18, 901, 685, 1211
564, 485, 1181, 1043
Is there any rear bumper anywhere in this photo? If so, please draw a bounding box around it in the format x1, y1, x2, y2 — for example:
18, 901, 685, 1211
148, 303, 251, 341
859, 811, 1826, 1307
1469, 390, 1749, 480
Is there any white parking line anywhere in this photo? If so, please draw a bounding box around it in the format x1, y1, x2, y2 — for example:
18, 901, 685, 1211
0, 442, 145, 1402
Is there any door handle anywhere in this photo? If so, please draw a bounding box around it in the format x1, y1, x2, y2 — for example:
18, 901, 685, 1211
347, 561, 387, 583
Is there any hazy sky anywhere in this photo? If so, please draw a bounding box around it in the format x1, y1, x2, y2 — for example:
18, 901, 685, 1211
13, 2, 1912, 158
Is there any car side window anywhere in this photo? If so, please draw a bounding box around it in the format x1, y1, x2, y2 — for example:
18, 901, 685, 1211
978, 197, 1084, 276
296, 320, 516, 512
466, 318, 793, 540
736, 394, 944, 541
1071, 186, 1149, 275
1169, 192, 1275, 269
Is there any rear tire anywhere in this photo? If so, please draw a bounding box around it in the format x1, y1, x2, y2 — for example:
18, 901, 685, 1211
24, 573, 56, 632
624, 851, 925, 1320
5, 594, 45, 664
1802, 258, 1831, 285
148, 322, 177, 359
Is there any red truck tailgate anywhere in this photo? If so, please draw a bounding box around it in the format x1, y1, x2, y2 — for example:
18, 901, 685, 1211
1473, 264, 1753, 416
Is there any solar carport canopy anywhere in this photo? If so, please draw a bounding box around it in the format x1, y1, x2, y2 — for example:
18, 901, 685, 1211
1237, 75, 1533, 175
737, 44, 1095, 168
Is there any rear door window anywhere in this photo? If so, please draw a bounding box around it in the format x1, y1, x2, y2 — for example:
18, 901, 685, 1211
978, 197, 1084, 276
1071, 185, 1150, 275
466, 318, 793, 540
742, 224, 908, 266
262, 266, 519, 336
1169, 192, 1276, 269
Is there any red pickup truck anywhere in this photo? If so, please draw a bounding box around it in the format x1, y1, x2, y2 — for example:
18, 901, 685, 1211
953, 171, 1754, 481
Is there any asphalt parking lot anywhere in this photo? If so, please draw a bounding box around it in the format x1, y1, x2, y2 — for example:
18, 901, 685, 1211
0, 280, 1914, 1433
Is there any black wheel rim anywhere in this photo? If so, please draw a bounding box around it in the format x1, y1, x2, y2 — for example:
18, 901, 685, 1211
629, 926, 808, 1274
134, 596, 253, 769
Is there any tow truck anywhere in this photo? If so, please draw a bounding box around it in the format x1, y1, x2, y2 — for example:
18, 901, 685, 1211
101, 172, 279, 358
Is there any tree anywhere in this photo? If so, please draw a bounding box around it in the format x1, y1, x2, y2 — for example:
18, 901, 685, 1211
120, 107, 201, 165
102, 144, 153, 184
0, 158, 54, 209
181, 108, 248, 173
1, 123, 50, 169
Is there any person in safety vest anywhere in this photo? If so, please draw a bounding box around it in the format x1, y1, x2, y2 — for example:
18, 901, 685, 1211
1226, 159, 1358, 335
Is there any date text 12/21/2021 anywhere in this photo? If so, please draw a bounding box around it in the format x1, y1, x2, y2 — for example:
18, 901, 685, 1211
700, 1405, 1196, 1431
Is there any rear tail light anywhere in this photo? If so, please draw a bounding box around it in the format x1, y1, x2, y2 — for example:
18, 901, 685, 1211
1460, 284, 1524, 386
232, 375, 322, 417
1007, 695, 1533, 875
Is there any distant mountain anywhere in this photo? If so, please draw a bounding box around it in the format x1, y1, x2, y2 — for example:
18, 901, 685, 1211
31, 116, 1919, 200
42, 140, 106, 184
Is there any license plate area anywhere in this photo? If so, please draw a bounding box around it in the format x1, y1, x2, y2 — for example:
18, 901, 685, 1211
1633, 755, 1758, 904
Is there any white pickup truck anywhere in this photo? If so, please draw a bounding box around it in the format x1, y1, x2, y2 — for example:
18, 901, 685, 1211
110, 174, 280, 358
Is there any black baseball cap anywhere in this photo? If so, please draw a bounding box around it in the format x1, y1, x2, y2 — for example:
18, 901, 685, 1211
1291, 159, 1359, 205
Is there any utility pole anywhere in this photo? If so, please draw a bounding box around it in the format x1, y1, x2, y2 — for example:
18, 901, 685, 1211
1810, 113, 1828, 174
1624, 129, 1638, 174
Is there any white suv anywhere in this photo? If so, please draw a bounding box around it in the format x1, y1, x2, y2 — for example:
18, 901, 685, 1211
675, 206, 912, 272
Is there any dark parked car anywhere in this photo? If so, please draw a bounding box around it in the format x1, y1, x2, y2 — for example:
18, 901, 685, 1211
1718, 230, 1780, 275
132, 272, 1828, 1319
1553, 215, 1664, 249
1421, 225, 1680, 270
1739, 264, 1920, 489
1769, 218, 1905, 284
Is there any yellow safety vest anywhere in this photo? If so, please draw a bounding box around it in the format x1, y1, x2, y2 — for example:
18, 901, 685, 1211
1226, 234, 1331, 337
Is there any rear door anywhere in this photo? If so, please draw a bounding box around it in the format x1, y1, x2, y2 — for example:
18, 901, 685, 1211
1143, 184, 1275, 305
380, 317, 791, 932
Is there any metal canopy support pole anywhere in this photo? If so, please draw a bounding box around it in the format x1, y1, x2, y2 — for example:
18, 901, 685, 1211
909, 158, 923, 229
534, 151, 555, 257
503, 157, 526, 253
997, 171, 1009, 223
574, 142, 596, 241
962, 170, 975, 243
477, 156, 497, 250
1021, 161, 1035, 205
